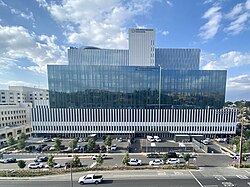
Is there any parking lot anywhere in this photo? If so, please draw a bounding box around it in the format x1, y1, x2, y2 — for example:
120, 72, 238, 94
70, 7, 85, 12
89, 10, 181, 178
0, 137, 246, 171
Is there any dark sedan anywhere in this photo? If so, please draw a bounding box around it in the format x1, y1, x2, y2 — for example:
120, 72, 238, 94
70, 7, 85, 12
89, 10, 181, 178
0, 158, 16, 163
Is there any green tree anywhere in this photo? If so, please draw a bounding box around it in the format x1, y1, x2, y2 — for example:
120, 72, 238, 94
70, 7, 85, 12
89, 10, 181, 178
122, 152, 130, 165
183, 153, 190, 165
17, 139, 26, 150
17, 160, 26, 169
47, 155, 55, 168
72, 155, 81, 167
231, 136, 240, 145
102, 135, 106, 141
244, 130, 250, 139
87, 138, 96, 152
96, 153, 104, 166
162, 153, 168, 163
19, 132, 26, 140
69, 139, 78, 150
7, 136, 15, 146
104, 136, 112, 147
53, 138, 62, 151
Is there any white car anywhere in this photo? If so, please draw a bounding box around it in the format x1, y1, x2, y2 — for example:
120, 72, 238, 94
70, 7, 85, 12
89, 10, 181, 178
91, 154, 106, 160
149, 159, 164, 166
45, 162, 62, 168
154, 136, 162, 142
28, 162, 44, 169
166, 158, 180, 164
229, 153, 240, 159
128, 158, 142, 166
111, 144, 117, 151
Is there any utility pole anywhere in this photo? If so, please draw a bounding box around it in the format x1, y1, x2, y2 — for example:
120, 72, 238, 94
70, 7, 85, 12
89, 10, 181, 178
238, 104, 249, 168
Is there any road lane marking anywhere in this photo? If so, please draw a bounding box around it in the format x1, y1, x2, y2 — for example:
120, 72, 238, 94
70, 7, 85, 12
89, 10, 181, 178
157, 172, 166, 176
236, 175, 249, 179
214, 175, 227, 181
174, 171, 183, 175
189, 171, 203, 187
222, 182, 234, 186
247, 182, 250, 185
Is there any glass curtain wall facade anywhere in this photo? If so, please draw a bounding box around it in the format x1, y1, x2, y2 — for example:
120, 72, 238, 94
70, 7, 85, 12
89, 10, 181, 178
48, 65, 226, 109
155, 48, 200, 70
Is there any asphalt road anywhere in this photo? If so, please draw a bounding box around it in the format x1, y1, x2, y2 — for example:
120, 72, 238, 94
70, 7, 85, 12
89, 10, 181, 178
0, 179, 199, 187
2, 167, 250, 187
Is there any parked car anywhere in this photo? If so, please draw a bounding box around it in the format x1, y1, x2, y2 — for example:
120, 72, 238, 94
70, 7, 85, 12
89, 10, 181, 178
229, 153, 240, 159
118, 138, 123, 142
127, 158, 142, 166
36, 144, 47, 152
78, 174, 103, 185
49, 146, 56, 151
28, 162, 44, 169
92, 154, 106, 160
24, 145, 36, 152
154, 136, 162, 142
111, 144, 117, 151
149, 159, 164, 166
42, 138, 52, 142
34, 156, 48, 162
216, 138, 226, 142
146, 153, 160, 158
42, 146, 50, 151
45, 162, 62, 168
73, 145, 85, 153
0, 158, 16, 163
166, 158, 180, 164
167, 152, 178, 158
147, 135, 155, 142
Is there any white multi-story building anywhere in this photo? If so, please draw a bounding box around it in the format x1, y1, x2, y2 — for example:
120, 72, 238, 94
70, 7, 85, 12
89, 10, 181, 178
0, 86, 48, 147
9, 86, 49, 104
0, 86, 49, 105
32, 108, 237, 138
129, 28, 155, 66
0, 103, 32, 147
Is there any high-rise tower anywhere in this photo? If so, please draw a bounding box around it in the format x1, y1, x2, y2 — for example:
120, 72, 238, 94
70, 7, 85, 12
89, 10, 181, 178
129, 28, 155, 66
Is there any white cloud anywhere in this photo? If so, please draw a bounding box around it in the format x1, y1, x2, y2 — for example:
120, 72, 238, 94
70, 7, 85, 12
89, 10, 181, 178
224, 0, 250, 35
38, 0, 155, 49
204, 0, 214, 4
161, 30, 169, 36
225, 3, 244, 20
0, 80, 42, 89
227, 74, 250, 92
201, 51, 250, 70
10, 8, 35, 21
226, 74, 250, 101
246, 0, 250, 10
166, 1, 173, 7
0, 25, 67, 74
36, 0, 48, 8
0, 0, 7, 7
225, 12, 250, 35
199, 6, 222, 40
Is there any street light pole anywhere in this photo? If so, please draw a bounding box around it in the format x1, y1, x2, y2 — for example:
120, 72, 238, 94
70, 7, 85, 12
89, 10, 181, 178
239, 109, 244, 168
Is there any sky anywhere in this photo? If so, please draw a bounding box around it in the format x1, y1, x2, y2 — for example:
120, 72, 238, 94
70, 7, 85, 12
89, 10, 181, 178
0, 0, 249, 102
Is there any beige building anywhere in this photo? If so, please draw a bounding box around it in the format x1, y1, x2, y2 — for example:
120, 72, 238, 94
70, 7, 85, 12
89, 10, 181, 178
0, 103, 32, 147
0, 85, 48, 147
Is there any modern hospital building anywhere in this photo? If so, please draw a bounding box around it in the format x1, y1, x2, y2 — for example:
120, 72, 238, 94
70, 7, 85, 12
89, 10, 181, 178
31, 28, 237, 138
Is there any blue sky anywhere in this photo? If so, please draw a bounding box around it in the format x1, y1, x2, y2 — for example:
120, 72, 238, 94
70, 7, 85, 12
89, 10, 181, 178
0, 0, 249, 101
